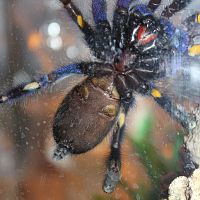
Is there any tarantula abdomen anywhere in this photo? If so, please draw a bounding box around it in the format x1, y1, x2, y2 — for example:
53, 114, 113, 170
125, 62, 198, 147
53, 76, 120, 157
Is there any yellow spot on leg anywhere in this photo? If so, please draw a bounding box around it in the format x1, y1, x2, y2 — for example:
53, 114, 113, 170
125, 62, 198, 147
77, 15, 84, 28
151, 89, 162, 98
197, 14, 200, 24
23, 82, 40, 91
189, 45, 200, 56
119, 112, 125, 128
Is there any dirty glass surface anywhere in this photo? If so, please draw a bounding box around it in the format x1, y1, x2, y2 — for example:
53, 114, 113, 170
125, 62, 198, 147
0, 0, 199, 200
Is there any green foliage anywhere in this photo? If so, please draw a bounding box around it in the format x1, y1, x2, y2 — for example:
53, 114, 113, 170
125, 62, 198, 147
132, 112, 167, 186
128, 111, 184, 199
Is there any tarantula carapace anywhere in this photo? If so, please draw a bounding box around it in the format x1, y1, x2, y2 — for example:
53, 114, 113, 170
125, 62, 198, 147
1, 0, 199, 193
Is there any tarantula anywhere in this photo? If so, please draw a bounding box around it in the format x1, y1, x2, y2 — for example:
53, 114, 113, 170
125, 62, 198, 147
0, 0, 199, 193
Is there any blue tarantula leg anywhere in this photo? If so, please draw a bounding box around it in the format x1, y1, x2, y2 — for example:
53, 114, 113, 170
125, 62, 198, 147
183, 13, 200, 28
161, 0, 192, 19
147, 0, 161, 12
92, 0, 113, 60
103, 105, 130, 193
92, 0, 111, 35
0, 62, 113, 103
92, 0, 108, 25
116, 0, 132, 10
183, 13, 200, 56
0, 63, 82, 103
112, 0, 132, 49
160, 18, 189, 53
150, 88, 196, 133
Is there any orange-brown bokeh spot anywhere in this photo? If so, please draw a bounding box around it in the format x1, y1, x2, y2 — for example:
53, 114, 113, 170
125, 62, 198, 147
28, 32, 42, 50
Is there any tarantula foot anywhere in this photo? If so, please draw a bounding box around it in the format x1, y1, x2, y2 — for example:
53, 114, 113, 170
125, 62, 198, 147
53, 143, 71, 160
103, 160, 121, 193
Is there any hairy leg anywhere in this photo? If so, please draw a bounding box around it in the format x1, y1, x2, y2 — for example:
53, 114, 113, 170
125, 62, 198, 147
60, 0, 94, 41
183, 13, 200, 57
112, 0, 132, 50
60, 0, 107, 60
103, 102, 132, 193
92, 0, 113, 60
161, 0, 192, 18
103, 72, 134, 193
0, 62, 113, 103
183, 13, 200, 28
150, 87, 196, 133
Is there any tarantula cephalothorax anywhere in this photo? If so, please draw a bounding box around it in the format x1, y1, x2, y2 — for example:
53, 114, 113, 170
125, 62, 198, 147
0, 0, 200, 193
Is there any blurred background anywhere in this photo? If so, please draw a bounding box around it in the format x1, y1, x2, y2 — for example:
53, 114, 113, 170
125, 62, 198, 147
0, 0, 198, 200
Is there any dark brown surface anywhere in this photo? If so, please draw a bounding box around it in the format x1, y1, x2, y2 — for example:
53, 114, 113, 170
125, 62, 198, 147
53, 77, 120, 154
